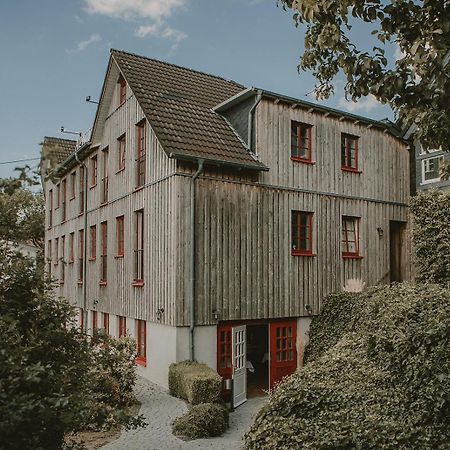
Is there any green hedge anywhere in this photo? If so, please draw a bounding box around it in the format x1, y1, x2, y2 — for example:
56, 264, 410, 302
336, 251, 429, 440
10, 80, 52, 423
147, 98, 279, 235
172, 403, 229, 439
411, 189, 450, 284
244, 283, 450, 450
168, 361, 221, 405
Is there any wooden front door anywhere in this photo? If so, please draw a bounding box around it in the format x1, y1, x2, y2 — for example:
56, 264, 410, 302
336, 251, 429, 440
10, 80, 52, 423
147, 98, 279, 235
390, 221, 406, 282
269, 320, 297, 390
232, 325, 247, 407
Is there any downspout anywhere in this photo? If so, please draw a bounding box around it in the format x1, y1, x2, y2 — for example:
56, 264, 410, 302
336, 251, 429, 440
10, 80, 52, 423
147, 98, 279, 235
189, 159, 204, 361
74, 150, 89, 331
247, 89, 263, 153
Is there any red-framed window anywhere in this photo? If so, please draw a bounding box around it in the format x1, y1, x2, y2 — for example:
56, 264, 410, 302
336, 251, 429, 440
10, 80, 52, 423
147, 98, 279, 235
100, 221, 107, 283
91, 155, 98, 187
341, 134, 359, 172
69, 232, 74, 263
118, 75, 127, 106
48, 189, 53, 228
116, 215, 125, 257
79, 166, 85, 214
78, 229, 84, 282
92, 311, 98, 331
60, 235, 65, 283
61, 179, 67, 222
291, 211, 314, 256
54, 238, 59, 265
89, 225, 96, 261
342, 216, 361, 258
136, 319, 147, 366
56, 183, 60, 209
117, 134, 126, 172
291, 121, 313, 162
118, 316, 127, 337
133, 210, 144, 284
70, 171, 76, 200
136, 121, 146, 188
47, 239, 52, 275
101, 147, 109, 204
103, 313, 110, 334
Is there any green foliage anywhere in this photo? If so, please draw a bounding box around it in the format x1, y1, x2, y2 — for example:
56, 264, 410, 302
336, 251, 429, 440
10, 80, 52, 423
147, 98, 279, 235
244, 283, 450, 450
278, 0, 450, 151
172, 403, 229, 440
169, 361, 222, 405
411, 189, 450, 284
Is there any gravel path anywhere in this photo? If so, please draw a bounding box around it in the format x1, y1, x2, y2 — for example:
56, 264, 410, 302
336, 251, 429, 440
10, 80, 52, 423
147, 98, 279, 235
102, 377, 266, 450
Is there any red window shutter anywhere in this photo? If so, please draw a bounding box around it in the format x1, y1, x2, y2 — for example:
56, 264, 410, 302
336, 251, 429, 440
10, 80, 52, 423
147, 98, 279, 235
136, 320, 147, 365
136, 122, 146, 187
92, 311, 98, 331
90, 225, 96, 260
100, 221, 107, 282
116, 216, 124, 256
103, 313, 109, 334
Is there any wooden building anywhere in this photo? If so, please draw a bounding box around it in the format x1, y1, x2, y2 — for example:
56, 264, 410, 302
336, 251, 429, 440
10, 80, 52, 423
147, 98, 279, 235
43, 50, 411, 407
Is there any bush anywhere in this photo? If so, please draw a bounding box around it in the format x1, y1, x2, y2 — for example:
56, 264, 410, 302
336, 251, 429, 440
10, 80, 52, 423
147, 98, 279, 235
411, 189, 450, 284
244, 283, 450, 450
172, 403, 229, 439
169, 361, 221, 405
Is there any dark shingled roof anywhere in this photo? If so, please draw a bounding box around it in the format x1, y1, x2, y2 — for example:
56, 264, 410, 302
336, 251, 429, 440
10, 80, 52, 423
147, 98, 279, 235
42, 136, 77, 165
111, 49, 266, 171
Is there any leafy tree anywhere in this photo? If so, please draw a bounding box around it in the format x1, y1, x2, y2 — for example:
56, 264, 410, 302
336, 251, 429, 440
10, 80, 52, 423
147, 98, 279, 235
278, 0, 450, 150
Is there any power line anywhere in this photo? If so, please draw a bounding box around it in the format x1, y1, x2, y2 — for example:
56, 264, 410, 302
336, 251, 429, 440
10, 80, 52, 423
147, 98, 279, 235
0, 157, 41, 166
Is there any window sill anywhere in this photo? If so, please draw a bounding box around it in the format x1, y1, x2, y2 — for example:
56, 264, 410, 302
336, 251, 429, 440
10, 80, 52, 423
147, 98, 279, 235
99, 281, 107, 286
116, 168, 125, 174
135, 357, 147, 367
78, 212, 85, 217
342, 254, 363, 259
115, 254, 124, 259
89, 257, 96, 262
134, 185, 145, 193
290, 157, 315, 165
90, 184, 97, 190
77, 280, 83, 285
132, 280, 145, 287
341, 167, 362, 174
100, 201, 108, 207
70, 196, 75, 201
68, 260, 74, 264
291, 251, 316, 257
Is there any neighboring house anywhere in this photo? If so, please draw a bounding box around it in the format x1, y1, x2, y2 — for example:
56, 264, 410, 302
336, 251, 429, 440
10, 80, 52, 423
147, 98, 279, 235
414, 142, 450, 192
42, 49, 411, 407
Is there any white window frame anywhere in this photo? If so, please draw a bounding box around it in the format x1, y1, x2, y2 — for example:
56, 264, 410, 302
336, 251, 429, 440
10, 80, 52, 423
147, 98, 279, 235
421, 156, 444, 184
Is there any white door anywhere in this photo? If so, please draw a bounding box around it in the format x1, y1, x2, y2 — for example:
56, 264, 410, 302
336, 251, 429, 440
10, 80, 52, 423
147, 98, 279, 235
232, 325, 247, 407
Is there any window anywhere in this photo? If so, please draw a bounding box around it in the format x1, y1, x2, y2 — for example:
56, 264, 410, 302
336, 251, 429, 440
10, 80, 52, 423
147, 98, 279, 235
80, 308, 85, 330
78, 229, 84, 282
103, 313, 110, 334
117, 134, 126, 172
92, 311, 98, 332
134, 210, 144, 284
48, 189, 53, 228
116, 216, 124, 257
218, 328, 232, 370
274, 324, 295, 362
60, 235, 65, 283
341, 134, 359, 171
100, 221, 107, 284
47, 239, 52, 275
61, 179, 67, 222
79, 166, 85, 214
70, 172, 76, 200
342, 216, 361, 258
118, 76, 127, 106
69, 232, 75, 263
54, 238, 59, 266
118, 316, 127, 337
136, 320, 147, 365
422, 156, 444, 183
291, 121, 313, 162
91, 155, 98, 187
101, 147, 109, 204
56, 183, 60, 209
291, 211, 314, 256
136, 121, 146, 188
90, 225, 96, 261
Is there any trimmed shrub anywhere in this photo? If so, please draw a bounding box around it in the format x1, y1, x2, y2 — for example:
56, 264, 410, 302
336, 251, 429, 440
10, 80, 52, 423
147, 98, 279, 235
244, 283, 450, 450
169, 361, 221, 405
172, 403, 229, 439
411, 189, 450, 284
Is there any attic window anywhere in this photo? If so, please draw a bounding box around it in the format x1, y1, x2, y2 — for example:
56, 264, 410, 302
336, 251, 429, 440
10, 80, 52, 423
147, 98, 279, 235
118, 76, 126, 106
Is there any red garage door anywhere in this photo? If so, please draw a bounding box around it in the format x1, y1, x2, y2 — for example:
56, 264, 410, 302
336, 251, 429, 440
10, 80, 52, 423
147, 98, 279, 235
269, 320, 297, 389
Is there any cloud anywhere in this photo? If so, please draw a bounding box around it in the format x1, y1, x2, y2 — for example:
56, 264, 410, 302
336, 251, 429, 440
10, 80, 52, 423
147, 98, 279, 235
68, 34, 102, 53
84, 0, 185, 22
337, 94, 381, 114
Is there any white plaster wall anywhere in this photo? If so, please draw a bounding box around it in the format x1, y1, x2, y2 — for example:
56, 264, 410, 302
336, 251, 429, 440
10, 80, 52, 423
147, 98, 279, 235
297, 317, 312, 368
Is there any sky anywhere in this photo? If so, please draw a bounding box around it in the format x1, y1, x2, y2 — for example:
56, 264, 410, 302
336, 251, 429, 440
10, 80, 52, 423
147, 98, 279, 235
0, 0, 395, 178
